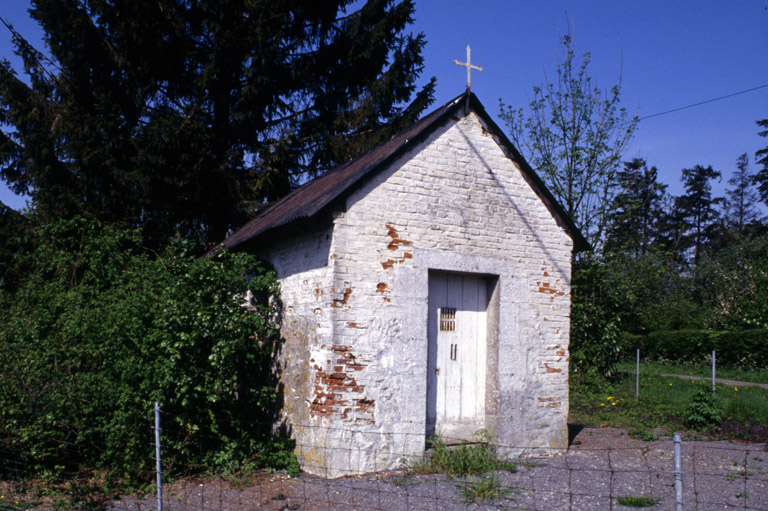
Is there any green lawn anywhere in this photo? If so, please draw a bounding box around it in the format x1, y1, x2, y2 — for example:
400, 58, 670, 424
616, 361, 768, 385
570, 367, 768, 436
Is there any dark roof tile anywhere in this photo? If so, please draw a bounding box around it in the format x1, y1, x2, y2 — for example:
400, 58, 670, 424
213, 92, 588, 254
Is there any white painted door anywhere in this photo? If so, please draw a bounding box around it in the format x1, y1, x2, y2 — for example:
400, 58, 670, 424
426, 272, 489, 441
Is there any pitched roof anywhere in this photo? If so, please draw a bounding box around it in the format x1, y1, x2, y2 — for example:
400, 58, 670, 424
213, 91, 588, 253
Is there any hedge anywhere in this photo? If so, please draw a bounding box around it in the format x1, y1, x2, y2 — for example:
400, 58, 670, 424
620, 329, 768, 369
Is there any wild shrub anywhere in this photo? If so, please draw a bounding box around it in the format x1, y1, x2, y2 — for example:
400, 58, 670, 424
0, 218, 294, 487
684, 386, 724, 431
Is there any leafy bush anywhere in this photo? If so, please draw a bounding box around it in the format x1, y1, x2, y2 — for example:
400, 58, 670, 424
684, 386, 724, 431
699, 235, 768, 330
570, 260, 622, 379
622, 329, 768, 369
0, 218, 293, 486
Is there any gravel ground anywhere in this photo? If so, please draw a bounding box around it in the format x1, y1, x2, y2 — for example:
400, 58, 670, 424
104, 427, 767, 511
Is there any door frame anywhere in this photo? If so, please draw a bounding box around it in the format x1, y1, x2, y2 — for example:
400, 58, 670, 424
425, 270, 499, 442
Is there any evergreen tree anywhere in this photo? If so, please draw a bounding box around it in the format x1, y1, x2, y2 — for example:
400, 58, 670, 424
0, 0, 436, 246
674, 165, 723, 264
0, 200, 26, 288
604, 158, 667, 257
724, 153, 761, 235
755, 118, 768, 205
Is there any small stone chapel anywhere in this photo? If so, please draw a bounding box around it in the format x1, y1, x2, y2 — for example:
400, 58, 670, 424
219, 91, 587, 478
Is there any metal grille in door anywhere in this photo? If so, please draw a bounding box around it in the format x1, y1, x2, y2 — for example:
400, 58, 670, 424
439, 307, 456, 331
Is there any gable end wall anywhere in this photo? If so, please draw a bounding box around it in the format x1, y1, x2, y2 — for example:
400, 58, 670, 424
264, 111, 573, 477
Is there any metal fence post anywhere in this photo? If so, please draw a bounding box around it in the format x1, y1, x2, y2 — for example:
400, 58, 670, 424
155, 401, 163, 511
674, 432, 683, 511
636, 349, 640, 398
712, 350, 716, 394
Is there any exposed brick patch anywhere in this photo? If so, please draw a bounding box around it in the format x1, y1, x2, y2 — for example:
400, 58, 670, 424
536, 281, 565, 297
544, 363, 562, 373
310, 345, 373, 422
538, 397, 562, 406
331, 287, 352, 308
382, 225, 412, 271
376, 282, 391, 302
355, 398, 375, 413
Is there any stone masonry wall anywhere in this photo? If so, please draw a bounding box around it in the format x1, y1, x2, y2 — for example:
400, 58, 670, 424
263, 110, 573, 477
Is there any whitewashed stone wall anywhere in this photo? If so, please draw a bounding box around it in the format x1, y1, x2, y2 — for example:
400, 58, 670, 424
261, 111, 573, 478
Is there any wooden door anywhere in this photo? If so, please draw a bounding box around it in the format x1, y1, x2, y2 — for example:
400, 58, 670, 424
426, 272, 489, 441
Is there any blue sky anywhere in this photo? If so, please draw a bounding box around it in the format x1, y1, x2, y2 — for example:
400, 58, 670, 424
1, 0, 767, 210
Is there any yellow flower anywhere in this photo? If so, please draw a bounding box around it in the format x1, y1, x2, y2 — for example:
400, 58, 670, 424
600, 403, 605, 407
611, 402, 616, 406
607, 396, 613, 400
734, 387, 738, 391
669, 383, 673, 386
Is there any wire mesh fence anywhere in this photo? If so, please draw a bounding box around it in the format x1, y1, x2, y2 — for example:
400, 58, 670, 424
2, 410, 767, 510
107, 420, 767, 511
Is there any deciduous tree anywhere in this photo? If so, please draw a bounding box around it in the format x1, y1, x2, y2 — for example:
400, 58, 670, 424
499, 35, 637, 251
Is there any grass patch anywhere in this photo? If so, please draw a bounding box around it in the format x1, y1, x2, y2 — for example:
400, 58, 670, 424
616, 361, 768, 384
570, 369, 768, 437
456, 474, 514, 504
617, 494, 659, 507
406, 431, 517, 477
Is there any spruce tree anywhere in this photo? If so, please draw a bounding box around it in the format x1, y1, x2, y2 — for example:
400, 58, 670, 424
755, 118, 768, 205
604, 158, 667, 257
725, 153, 761, 235
0, 0, 435, 246
674, 165, 723, 264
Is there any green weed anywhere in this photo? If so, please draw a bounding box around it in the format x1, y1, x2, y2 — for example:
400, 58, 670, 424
617, 494, 659, 507
456, 474, 514, 504
628, 428, 657, 442
406, 431, 517, 477
684, 386, 724, 430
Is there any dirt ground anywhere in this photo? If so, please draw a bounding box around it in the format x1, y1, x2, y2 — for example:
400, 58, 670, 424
99, 427, 768, 511
7, 427, 766, 510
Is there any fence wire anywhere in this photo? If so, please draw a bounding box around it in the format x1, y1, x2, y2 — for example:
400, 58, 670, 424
2, 420, 766, 510
106, 421, 768, 511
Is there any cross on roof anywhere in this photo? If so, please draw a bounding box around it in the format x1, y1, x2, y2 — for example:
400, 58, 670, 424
453, 45, 483, 91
